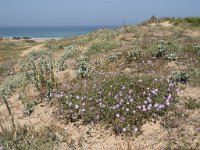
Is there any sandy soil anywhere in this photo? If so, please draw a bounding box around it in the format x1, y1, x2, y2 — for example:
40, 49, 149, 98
20, 44, 44, 57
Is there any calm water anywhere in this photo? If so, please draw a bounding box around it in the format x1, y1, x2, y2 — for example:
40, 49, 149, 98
0, 26, 116, 38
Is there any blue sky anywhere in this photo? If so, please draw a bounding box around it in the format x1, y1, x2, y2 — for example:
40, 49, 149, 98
0, 0, 200, 26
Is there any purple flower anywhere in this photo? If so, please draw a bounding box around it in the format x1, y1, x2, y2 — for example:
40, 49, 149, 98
151, 88, 158, 95
129, 98, 134, 102
166, 100, 170, 106
144, 101, 148, 104
134, 127, 138, 132
197, 126, 200, 132
0, 146, 3, 150
176, 88, 180, 93
147, 104, 152, 110
154, 103, 159, 108
167, 94, 172, 100
76, 96, 79, 99
157, 104, 165, 111
116, 104, 120, 108
142, 106, 147, 112
147, 97, 152, 103
138, 105, 142, 109
126, 108, 129, 112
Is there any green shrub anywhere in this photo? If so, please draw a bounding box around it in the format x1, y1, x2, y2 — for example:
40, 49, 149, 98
170, 71, 190, 83
108, 52, 121, 62
53, 75, 177, 135
0, 125, 59, 150
77, 61, 90, 78
23, 100, 39, 116
165, 53, 177, 61
25, 54, 56, 93
0, 73, 25, 98
127, 49, 141, 61
154, 40, 168, 58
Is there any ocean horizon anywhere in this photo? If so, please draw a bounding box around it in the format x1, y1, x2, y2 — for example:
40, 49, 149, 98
0, 26, 117, 38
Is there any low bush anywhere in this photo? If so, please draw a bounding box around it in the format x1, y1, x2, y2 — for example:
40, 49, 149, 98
170, 71, 190, 83
52, 75, 177, 135
108, 52, 121, 62
127, 49, 141, 62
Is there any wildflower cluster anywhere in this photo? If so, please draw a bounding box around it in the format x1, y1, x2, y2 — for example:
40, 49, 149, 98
51, 75, 177, 134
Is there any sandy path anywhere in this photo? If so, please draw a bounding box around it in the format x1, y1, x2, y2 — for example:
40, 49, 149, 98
21, 44, 44, 57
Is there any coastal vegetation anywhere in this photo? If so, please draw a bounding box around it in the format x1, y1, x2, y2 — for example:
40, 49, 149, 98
0, 17, 200, 149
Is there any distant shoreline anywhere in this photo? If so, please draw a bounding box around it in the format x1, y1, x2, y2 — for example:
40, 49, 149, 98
0, 37, 62, 42
0, 26, 116, 41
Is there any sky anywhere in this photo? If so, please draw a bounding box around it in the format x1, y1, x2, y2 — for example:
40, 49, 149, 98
0, 0, 200, 27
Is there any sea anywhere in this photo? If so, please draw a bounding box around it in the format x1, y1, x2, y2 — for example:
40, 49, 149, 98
0, 26, 116, 38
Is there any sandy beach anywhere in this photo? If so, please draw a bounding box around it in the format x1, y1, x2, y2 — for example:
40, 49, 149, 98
31, 37, 62, 42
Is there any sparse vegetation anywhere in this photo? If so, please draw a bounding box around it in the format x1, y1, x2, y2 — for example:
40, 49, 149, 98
0, 17, 200, 149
